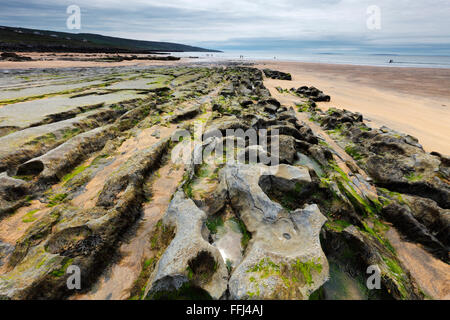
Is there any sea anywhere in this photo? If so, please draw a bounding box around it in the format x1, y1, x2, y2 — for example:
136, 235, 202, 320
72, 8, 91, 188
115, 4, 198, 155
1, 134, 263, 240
175, 51, 450, 69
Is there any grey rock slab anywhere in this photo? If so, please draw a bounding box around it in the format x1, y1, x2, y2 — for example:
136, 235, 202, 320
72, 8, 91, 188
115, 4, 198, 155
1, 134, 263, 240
145, 191, 228, 300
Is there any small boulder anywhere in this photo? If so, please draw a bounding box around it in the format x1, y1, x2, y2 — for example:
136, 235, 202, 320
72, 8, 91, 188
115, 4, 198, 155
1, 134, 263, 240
263, 69, 292, 80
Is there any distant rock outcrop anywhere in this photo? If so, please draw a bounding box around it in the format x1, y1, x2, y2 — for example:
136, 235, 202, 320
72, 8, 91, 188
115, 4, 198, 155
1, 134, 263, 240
263, 69, 292, 80
0, 52, 32, 62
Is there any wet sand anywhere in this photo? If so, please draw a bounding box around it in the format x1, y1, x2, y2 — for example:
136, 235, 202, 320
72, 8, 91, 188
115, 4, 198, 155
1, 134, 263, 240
255, 61, 450, 155
386, 227, 450, 300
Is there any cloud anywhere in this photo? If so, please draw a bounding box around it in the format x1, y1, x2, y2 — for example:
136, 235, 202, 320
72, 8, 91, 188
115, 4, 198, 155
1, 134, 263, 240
0, 0, 449, 53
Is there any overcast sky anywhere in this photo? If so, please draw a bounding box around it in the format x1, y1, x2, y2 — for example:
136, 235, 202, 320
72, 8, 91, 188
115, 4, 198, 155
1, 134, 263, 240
1, 0, 449, 54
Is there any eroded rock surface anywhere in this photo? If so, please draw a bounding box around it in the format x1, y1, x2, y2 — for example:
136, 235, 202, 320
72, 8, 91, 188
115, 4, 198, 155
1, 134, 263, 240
0, 65, 446, 300
144, 191, 228, 300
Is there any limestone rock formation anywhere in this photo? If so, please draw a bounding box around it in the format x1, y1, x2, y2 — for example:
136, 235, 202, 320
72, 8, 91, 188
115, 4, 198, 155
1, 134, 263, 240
0, 65, 445, 301
144, 191, 228, 300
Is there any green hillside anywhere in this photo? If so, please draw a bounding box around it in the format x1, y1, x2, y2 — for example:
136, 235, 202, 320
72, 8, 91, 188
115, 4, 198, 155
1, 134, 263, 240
0, 25, 220, 53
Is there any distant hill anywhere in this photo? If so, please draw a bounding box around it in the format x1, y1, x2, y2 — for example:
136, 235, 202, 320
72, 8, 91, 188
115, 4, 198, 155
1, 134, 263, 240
0, 26, 220, 53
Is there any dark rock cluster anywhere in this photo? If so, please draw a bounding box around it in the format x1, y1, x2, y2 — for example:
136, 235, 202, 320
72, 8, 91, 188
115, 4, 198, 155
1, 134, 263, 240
263, 69, 292, 80
0, 52, 32, 62
86, 55, 181, 62
320, 108, 363, 130
293, 86, 331, 102
307, 106, 449, 263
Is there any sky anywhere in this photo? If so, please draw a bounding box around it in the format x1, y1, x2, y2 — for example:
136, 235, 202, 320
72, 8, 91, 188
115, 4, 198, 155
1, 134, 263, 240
1, 0, 449, 54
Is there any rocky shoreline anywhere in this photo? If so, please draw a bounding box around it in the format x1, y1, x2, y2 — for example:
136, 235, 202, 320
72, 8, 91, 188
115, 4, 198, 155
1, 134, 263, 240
0, 65, 448, 300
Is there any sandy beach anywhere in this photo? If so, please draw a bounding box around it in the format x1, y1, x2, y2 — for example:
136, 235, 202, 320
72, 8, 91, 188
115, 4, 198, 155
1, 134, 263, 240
255, 61, 450, 155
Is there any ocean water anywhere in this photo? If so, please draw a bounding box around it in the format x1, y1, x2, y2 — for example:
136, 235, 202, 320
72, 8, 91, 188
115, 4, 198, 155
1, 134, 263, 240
175, 51, 450, 69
